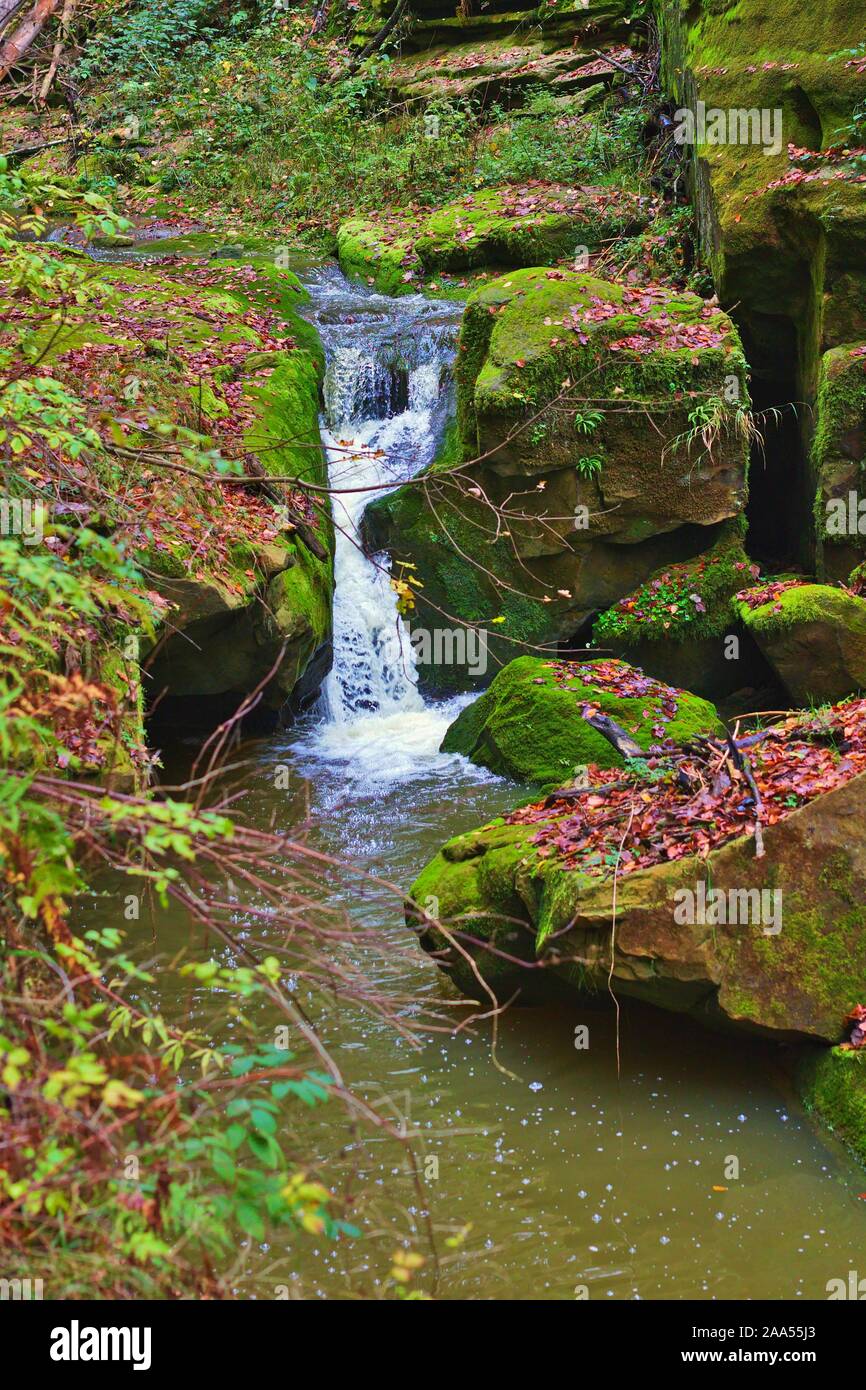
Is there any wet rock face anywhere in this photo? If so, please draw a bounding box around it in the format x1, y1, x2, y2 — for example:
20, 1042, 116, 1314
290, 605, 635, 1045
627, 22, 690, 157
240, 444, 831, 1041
366, 267, 749, 683
409, 767, 866, 1043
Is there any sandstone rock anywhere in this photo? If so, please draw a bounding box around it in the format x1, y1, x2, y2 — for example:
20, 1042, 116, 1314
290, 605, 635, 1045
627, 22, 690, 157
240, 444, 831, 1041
409, 767, 866, 1041
814, 345, 866, 582
337, 184, 647, 295
365, 267, 749, 687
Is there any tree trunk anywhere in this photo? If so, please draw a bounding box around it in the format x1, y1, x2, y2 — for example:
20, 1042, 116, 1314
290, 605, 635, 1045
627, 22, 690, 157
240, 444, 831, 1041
0, 0, 63, 83
0, 0, 27, 34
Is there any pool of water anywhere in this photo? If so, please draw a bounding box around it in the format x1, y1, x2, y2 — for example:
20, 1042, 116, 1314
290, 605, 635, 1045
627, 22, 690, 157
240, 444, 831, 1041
114, 720, 866, 1302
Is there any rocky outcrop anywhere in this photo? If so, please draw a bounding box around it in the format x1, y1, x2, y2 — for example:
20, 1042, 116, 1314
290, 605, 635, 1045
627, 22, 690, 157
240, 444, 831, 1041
590, 528, 768, 698
365, 266, 749, 687
798, 1045, 866, 1166
441, 654, 722, 784
338, 183, 649, 295
409, 759, 866, 1042
814, 345, 866, 582
734, 582, 866, 705
370, 1, 637, 107
658, 0, 866, 567
43, 242, 335, 727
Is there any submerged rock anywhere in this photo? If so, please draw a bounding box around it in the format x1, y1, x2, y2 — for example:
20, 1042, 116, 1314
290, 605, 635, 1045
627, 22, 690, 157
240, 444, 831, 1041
441, 655, 722, 785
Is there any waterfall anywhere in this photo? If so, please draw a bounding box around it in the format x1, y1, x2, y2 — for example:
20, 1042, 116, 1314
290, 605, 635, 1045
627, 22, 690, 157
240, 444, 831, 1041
297, 268, 474, 782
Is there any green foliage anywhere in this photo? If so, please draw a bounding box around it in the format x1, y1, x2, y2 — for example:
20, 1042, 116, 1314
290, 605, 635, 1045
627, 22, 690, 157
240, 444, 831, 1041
74, 0, 234, 79
577, 455, 603, 479
474, 90, 648, 190
594, 536, 756, 645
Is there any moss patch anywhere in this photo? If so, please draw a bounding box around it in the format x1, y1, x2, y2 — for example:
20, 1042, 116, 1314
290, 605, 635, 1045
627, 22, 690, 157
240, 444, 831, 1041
733, 583, 866, 703
798, 1047, 866, 1168
441, 654, 723, 785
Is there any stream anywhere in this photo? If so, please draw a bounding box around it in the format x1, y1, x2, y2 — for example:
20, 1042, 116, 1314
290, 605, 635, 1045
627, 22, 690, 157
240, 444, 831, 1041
124, 262, 866, 1299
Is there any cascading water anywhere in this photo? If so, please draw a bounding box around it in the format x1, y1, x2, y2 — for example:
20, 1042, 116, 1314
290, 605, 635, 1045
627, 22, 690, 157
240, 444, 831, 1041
297, 268, 479, 782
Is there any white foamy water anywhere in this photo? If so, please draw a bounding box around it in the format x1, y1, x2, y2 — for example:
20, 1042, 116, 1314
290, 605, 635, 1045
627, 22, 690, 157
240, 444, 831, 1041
294, 270, 485, 785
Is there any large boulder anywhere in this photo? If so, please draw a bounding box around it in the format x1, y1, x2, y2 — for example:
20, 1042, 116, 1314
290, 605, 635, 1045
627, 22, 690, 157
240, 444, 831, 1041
410, 698, 866, 1042
734, 582, 866, 705
19, 245, 335, 727
375, 1, 635, 106
365, 266, 749, 687
591, 528, 765, 698
441, 655, 723, 785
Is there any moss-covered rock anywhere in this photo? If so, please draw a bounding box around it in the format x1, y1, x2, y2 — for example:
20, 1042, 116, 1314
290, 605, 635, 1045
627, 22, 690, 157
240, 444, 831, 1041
798, 1046, 866, 1167
379, 3, 633, 105
734, 583, 866, 705
813, 344, 866, 583
409, 765, 866, 1041
19, 247, 334, 724
658, 0, 866, 564
591, 527, 774, 697
440, 654, 723, 784
337, 184, 647, 294
659, 1, 865, 364
366, 266, 749, 683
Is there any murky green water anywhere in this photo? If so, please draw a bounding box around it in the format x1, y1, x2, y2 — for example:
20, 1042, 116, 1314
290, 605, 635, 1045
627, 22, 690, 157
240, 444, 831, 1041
100, 723, 866, 1302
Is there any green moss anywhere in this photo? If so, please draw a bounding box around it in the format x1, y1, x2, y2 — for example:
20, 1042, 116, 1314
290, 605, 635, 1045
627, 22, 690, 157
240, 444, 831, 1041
335, 219, 419, 296
798, 1047, 866, 1167
337, 181, 647, 294
735, 582, 864, 635
441, 654, 723, 784
733, 582, 866, 703
813, 344, 866, 582
18, 246, 334, 714
367, 265, 748, 684
408, 818, 548, 996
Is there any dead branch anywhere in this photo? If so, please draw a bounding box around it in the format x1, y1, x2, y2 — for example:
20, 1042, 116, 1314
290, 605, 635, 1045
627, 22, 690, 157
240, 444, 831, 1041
37, 0, 74, 104
580, 703, 646, 760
